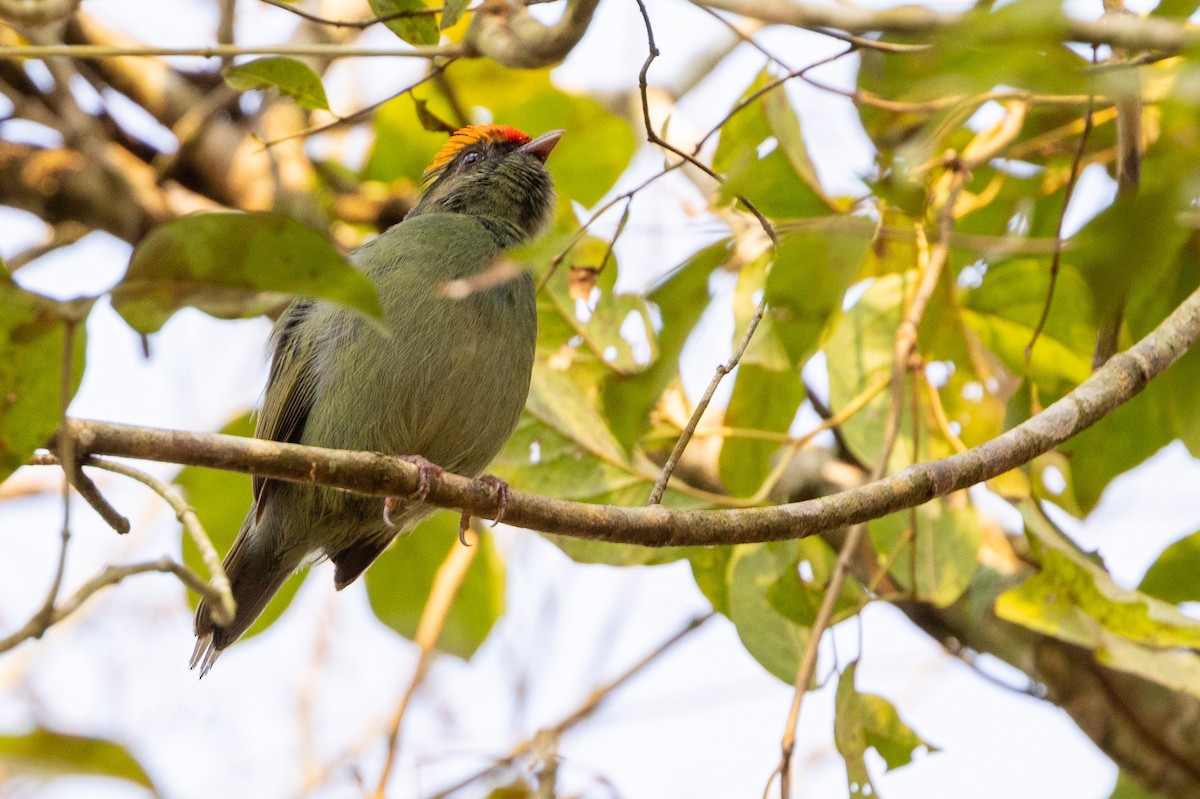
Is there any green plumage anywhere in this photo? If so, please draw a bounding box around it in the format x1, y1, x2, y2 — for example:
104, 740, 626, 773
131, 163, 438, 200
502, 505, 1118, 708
192, 128, 559, 674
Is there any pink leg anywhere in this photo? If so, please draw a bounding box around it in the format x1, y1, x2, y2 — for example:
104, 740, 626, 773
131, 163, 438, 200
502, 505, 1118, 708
456, 475, 511, 545
478, 475, 511, 527
384, 455, 444, 527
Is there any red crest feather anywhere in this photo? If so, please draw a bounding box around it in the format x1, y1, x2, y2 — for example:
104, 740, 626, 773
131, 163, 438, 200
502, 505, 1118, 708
423, 124, 532, 182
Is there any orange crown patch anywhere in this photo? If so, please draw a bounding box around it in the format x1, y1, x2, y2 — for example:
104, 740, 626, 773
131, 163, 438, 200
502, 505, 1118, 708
423, 124, 532, 182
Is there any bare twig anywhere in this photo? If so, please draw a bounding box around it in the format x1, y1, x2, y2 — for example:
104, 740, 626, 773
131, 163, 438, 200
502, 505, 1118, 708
773, 101, 1029, 794
48, 261, 1200, 549
429, 612, 713, 798
2, 43, 465, 59
257, 59, 457, 149
258, 0, 560, 29
634, 0, 778, 504
647, 296, 768, 505
697, 0, 1200, 54
31, 453, 236, 626
0, 556, 223, 654
1027, 66, 1097, 359
371, 527, 480, 799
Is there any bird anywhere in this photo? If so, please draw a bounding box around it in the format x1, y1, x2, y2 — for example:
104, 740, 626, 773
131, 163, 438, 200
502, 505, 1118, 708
192, 124, 561, 675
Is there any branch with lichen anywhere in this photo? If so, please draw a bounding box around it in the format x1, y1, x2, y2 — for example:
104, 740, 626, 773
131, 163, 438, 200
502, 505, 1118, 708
40, 277, 1200, 549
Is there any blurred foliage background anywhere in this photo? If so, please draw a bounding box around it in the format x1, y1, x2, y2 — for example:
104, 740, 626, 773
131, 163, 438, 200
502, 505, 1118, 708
4, 0, 1200, 797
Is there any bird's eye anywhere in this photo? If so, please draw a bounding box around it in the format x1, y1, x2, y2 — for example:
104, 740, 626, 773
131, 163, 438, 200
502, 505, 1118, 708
460, 151, 483, 169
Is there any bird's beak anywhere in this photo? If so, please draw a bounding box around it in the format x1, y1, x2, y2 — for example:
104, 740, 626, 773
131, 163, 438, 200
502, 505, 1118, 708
518, 129, 565, 163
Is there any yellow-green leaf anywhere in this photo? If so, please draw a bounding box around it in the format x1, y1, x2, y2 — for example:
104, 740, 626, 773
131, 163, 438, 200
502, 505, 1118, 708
114, 212, 380, 334
365, 511, 505, 659
369, 0, 439, 45
0, 277, 88, 482
835, 661, 935, 798
0, 727, 156, 791
221, 56, 329, 110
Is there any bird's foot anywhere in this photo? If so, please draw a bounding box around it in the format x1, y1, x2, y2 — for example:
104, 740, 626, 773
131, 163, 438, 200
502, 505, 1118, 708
479, 475, 511, 527
455, 475, 511, 546
384, 455, 443, 527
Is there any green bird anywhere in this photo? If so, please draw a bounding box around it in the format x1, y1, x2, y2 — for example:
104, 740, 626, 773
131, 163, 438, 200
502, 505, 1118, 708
192, 124, 561, 675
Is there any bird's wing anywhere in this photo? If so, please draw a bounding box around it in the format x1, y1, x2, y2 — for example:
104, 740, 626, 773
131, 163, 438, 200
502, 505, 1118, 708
253, 299, 319, 519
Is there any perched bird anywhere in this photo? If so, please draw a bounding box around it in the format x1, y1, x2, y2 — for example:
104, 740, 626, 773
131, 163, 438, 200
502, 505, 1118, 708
192, 124, 561, 675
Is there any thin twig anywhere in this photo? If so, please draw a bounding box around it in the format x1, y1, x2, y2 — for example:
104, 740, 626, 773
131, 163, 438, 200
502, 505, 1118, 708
429, 613, 713, 799
773, 100, 1030, 795
692, 46, 858, 153
31, 453, 237, 626
63, 461, 131, 534
0, 556, 221, 654
257, 59, 457, 149
258, 0, 561, 28
634, 0, 777, 504
647, 296, 768, 505
1027, 76, 1097, 358
2, 43, 465, 59
52, 268, 1200, 550
537, 161, 686, 293
371, 527, 480, 799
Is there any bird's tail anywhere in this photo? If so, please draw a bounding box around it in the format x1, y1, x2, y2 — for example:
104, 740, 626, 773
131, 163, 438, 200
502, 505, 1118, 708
191, 511, 296, 677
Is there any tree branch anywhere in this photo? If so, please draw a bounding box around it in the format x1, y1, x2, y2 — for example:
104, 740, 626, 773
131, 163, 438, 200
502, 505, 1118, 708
46, 277, 1200, 547
697, 0, 1199, 53
0, 42, 465, 59
465, 0, 599, 68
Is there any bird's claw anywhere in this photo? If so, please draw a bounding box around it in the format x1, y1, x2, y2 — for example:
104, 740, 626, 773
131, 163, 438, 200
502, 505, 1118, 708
383, 496, 400, 527
384, 455, 443, 527
479, 475, 511, 528
398, 455, 443, 503
457, 512, 472, 546
456, 475, 511, 546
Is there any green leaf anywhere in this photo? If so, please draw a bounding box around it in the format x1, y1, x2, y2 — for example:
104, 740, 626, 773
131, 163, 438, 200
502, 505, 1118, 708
719, 250, 804, 497
1140, 531, 1200, 604
720, 362, 803, 497
726, 539, 860, 682
997, 504, 1200, 651
714, 69, 832, 218
727, 542, 811, 682
439, 0, 470, 28
0, 727, 156, 791
961, 258, 1094, 403
1073, 185, 1191, 338
825, 272, 930, 470
1109, 771, 1175, 799
530, 232, 656, 378
363, 94, 450, 185
221, 57, 329, 110
766, 220, 874, 367
835, 661, 934, 798
369, 0, 439, 45
365, 511, 505, 659
688, 546, 733, 616
177, 413, 303, 642
868, 500, 983, 608
114, 212, 380, 334
0, 277, 88, 482
602, 240, 730, 452
494, 365, 705, 566
1152, 0, 1200, 18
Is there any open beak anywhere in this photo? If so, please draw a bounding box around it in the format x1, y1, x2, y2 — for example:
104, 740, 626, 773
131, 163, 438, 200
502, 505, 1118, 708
518, 129, 565, 163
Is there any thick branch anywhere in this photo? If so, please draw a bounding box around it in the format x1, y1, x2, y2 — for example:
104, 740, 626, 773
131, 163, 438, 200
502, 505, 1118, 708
699, 0, 1199, 53
50, 280, 1200, 547
465, 0, 599, 68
